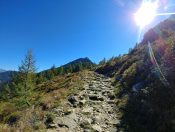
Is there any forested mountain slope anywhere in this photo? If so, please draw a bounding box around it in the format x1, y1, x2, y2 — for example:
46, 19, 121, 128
37, 57, 95, 83
0, 70, 14, 85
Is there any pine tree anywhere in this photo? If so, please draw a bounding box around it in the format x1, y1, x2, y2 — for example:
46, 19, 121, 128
59, 67, 64, 75
51, 65, 57, 75
99, 58, 106, 65
46, 70, 54, 80
18, 49, 36, 90
0, 84, 10, 100
36, 72, 46, 84
13, 50, 37, 106
68, 65, 73, 73
78, 62, 83, 71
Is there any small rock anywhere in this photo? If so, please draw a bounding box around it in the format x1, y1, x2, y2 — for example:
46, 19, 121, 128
84, 129, 91, 132
109, 119, 120, 125
58, 123, 68, 128
89, 95, 104, 101
79, 100, 86, 106
55, 113, 78, 130
108, 94, 115, 100
80, 120, 91, 129
82, 107, 93, 114
107, 127, 118, 132
85, 118, 92, 124
92, 116, 102, 124
48, 123, 57, 128
57, 127, 69, 132
107, 100, 115, 104
79, 95, 84, 100
92, 124, 102, 132
108, 111, 112, 114
64, 109, 72, 115
68, 95, 79, 107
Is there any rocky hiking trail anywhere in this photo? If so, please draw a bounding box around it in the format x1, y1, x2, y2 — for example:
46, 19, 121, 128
47, 72, 120, 132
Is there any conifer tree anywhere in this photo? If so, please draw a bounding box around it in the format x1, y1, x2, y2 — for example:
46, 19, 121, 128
13, 49, 37, 106
36, 72, 46, 84
46, 70, 54, 80
99, 58, 106, 65
70, 65, 73, 73
59, 67, 64, 74
51, 65, 57, 75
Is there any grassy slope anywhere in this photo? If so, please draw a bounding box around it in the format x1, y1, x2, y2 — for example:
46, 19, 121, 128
96, 16, 175, 131
0, 70, 92, 131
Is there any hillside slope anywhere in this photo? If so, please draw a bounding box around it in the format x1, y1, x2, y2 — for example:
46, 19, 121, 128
96, 15, 175, 132
0, 71, 87, 131
0, 71, 120, 131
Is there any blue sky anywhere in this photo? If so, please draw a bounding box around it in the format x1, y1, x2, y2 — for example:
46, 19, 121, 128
0, 0, 174, 71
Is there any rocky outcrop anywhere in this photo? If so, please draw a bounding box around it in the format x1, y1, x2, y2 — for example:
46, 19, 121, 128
47, 72, 120, 132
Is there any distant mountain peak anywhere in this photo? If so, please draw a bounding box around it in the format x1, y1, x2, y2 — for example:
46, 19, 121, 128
0, 69, 6, 73
39, 57, 95, 81
62, 57, 94, 67
0, 70, 15, 85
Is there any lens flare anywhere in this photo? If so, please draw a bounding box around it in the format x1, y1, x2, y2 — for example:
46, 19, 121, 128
134, 0, 175, 42
134, 0, 158, 28
148, 42, 169, 86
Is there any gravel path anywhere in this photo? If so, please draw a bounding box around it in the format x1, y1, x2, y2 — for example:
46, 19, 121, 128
47, 72, 120, 132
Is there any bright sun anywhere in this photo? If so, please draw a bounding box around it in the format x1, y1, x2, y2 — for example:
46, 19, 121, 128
134, 0, 158, 28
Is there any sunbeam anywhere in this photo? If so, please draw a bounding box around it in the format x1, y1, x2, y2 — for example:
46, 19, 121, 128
156, 12, 175, 16
148, 42, 169, 86
137, 26, 143, 42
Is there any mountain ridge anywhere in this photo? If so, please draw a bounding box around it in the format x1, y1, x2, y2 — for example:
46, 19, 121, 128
36, 57, 95, 83
0, 70, 15, 85
62, 57, 94, 67
0, 69, 7, 73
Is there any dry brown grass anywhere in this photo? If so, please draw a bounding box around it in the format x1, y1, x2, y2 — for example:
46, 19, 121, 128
0, 70, 92, 131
